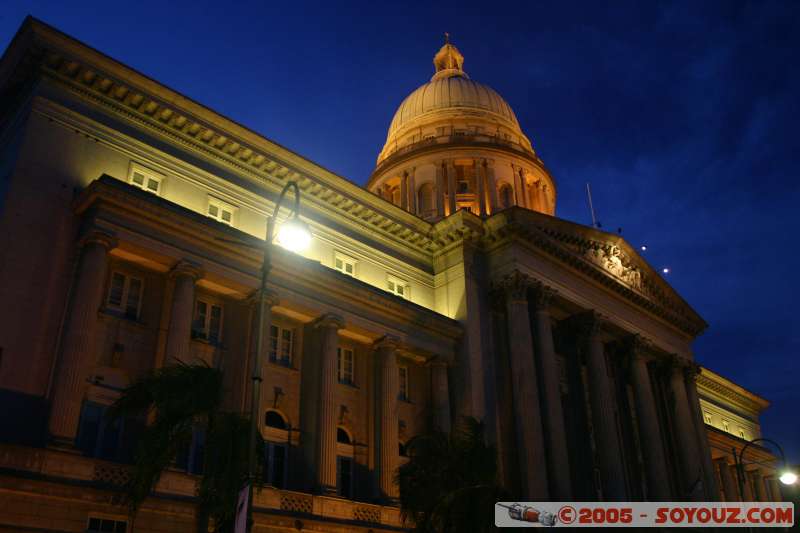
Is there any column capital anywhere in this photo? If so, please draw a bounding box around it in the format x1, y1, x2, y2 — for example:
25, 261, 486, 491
169, 259, 204, 281
496, 269, 532, 302
78, 228, 117, 251
623, 334, 655, 362
374, 334, 401, 352
531, 283, 557, 311
247, 287, 280, 308
314, 313, 345, 331
574, 310, 607, 342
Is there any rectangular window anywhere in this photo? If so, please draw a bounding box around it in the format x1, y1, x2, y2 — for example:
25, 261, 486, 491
722, 420, 730, 432
207, 197, 236, 226
334, 252, 357, 277
739, 429, 746, 439
128, 163, 163, 196
336, 456, 353, 499
107, 272, 144, 319
264, 442, 287, 489
87, 517, 128, 533
269, 325, 293, 367
398, 366, 409, 402
387, 275, 408, 299
193, 300, 223, 345
76, 402, 141, 463
337, 347, 354, 385
704, 412, 712, 424
175, 427, 206, 475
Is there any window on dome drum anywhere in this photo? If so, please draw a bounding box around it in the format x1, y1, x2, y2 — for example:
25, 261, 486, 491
207, 196, 236, 226
106, 271, 143, 319
337, 347, 354, 385
269, 325, 293, 366
499, 184, 514, 209
337, 427, 352, 445
265, 410, 288, 430
334, 252, 357, 277
398, 365, 409, 401
337, 456, 353, 498
387, 275, 409, 299
87, 517, 128, 533
264, 442, 287, 488
128, 163, 162, 196
193, 299, 223, 345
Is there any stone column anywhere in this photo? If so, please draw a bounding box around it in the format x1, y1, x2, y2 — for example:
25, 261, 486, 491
407, 168, 417, 214
739, 469, 754, 501
498, 270, 549, 499
485, 160, 498, 214
716, 458, 739, 501
767, 477, 782, 502
531, 285, 572, 499
431, 361, 451, 433
667, 358, 704, 500
516, 167, 529, 208
580, 313, 627, 500
315, 313, 345, 494
375, 336, 400, 501
400, 173, 408, 210
165, 260, 204, 365
446, 161, 457, 215
753, 471, 768, 501
435, 163, 445, 218
627, 336, 672, 500
48, 229, 117, 445
684, 365, 719, 500
475, 159, 486, 216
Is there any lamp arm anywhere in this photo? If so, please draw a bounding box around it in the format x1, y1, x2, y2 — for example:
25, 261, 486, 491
266, 181, 301, 244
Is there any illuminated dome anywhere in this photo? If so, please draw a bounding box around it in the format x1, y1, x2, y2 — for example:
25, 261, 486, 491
370, 37, 555, 222
377, 39, 534, 166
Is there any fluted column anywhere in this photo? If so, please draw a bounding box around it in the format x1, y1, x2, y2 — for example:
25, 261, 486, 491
767, 477, 782, 502
315, 313, 345, 494
375, 336, 400, 501
475, 159, 486, 216
435, 163, 445, 218
683, 365, 719, 500
407, 168, 417, 214
716, 458, 739, 501
753, 471, 768, 501
485, 160, 498, 214
499, 270, 549, 499
165, 260, 204, 364
446, 161, 457, 215
580, 313, 627, 500
48, 229, 117, 444
740, 469, 754, 501
400, 173, 408, 210
431, 361, 451, 433
627, 336, 671, 500
531, 285, 571, 499
667, 358, 704, 500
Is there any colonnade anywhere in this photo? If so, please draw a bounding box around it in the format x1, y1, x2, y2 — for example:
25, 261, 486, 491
495, 269, 717, 502
714, 457, 784, 502
46, 227, 451, 502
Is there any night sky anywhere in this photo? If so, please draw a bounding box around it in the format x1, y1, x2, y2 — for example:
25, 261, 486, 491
1, 1, 797, 461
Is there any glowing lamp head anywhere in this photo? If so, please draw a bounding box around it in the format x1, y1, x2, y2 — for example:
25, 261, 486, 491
276, 218, 311, 253
662, 267, 670, 274
780, 471, 797, 485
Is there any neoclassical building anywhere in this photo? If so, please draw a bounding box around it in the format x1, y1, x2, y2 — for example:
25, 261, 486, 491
0, 18, 783, 533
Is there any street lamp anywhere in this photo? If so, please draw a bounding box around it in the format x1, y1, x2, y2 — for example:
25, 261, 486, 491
247, 181, 310, 531
733, 437, 797, 502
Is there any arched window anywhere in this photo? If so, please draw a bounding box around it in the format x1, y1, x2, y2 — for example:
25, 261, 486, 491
417, 182, 435, 219
499, 183, 514, 209
264, 410, 287, 430
337, 427, 352, 445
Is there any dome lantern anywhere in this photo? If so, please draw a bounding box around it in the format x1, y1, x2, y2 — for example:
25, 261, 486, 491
432, 33, 467, 81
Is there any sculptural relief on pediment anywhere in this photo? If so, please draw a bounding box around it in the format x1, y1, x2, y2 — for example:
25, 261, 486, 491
584, 244, 643, 291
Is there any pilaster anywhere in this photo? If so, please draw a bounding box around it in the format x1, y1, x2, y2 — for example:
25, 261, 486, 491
314, 313, 345, 494
374, 335, 400, 502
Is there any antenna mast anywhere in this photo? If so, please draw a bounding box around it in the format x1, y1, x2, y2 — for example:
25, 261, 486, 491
586, 183, 599, 228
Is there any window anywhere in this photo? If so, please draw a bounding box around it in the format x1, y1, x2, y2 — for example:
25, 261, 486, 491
334, 252, 357, 277
265, 410, 288, 430
264, 442, 287, 488
87, 517, 127, 533
417, 183, 435, 219
722, 420, 730, 432
76, 402, 140, 463
398, 366, 409, 402
739, 429, 746, 439
175, 427, 205, 475
337, 347, 354, 385
128, 164, 162, 195
269, 325, 293, 366
704, 412, 713, 425
337, 456, 353, 499
107, 271, 143, 319
387, 275, 408, 299
193, 300, 223, 345
207, 197, 236, 226
337, 427, 352, 444
499, 183, 514, 209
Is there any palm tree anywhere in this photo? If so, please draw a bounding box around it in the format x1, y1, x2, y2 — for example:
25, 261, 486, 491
395, 417, 507, 533
107, 362, 262, 533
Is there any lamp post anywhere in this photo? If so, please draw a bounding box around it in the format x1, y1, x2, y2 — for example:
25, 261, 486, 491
733, 437, 797, 502
247, 181, 310, 531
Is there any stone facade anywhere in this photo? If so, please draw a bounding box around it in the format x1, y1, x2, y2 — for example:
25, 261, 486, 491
0, 18, 778, 533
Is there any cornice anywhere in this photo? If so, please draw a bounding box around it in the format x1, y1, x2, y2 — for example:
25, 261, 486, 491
696, 368, 769, 415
